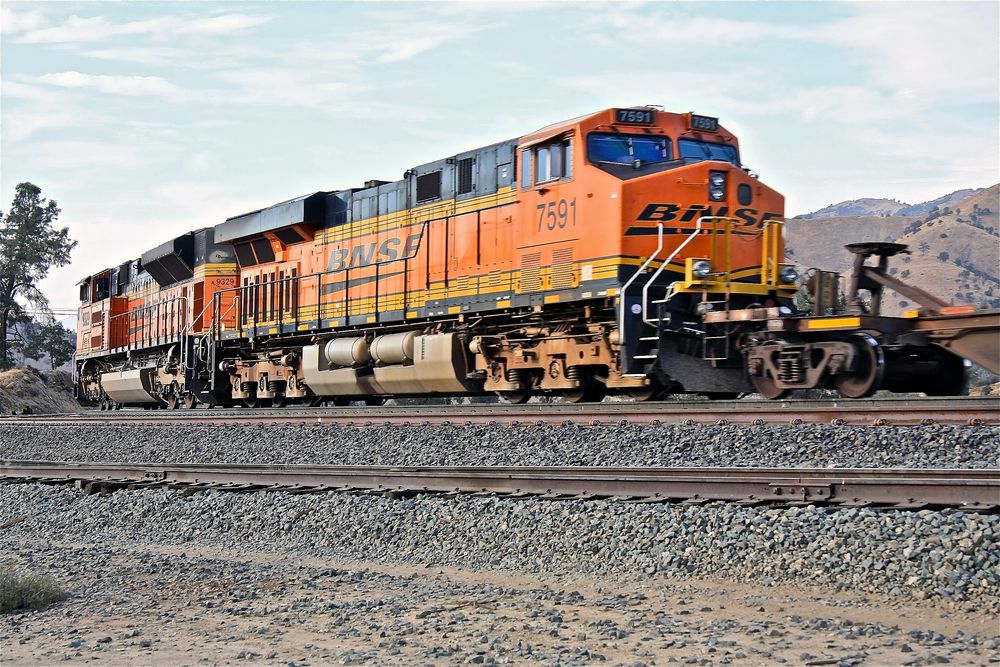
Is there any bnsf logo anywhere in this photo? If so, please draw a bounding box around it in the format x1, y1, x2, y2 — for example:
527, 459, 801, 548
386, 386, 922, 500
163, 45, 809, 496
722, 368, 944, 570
327, 233, 422, 271
637, 203, 781, 227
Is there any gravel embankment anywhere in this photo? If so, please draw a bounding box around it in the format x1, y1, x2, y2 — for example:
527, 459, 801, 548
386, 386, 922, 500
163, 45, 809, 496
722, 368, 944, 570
6, 542, 997, 666
2, 483, 997, 612
2, 423, 997, 468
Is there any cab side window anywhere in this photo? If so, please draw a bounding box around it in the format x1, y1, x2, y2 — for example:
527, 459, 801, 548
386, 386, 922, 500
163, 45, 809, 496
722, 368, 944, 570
534, 137, 573, 185
520, 150, 531, 190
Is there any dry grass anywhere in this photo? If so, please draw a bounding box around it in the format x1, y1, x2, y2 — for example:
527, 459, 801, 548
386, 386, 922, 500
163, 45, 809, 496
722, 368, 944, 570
0, 560, 67, 612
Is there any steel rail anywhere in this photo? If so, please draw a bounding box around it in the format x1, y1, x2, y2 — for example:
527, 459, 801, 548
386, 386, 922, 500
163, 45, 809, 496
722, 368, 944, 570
1, 397, 998, 426
1, 461, 997, 511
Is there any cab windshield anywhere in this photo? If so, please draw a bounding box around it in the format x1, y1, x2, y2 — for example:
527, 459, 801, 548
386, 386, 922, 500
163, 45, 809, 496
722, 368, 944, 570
587, 133, 672, 166
677, 139, 739, 166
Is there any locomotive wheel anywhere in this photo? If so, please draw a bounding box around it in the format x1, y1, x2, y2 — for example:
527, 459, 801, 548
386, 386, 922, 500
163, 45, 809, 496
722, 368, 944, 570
497, 390, 531, 404
183, 393, 197, 410
561, 378, 607, 404
751, 373, 789, 400
303, 396, 325, 408
243, 396, 260, 409
271, 395, 287, 408
627, 386, 663, 402
834, 334, 884, 399
165, 394, 180, 410
748, 341, 789, 400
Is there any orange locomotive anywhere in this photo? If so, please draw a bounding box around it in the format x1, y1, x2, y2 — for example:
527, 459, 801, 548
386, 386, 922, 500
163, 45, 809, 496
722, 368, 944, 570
206, 106, 795, 407
76, 106, 982, 408
75, 229, 239, 409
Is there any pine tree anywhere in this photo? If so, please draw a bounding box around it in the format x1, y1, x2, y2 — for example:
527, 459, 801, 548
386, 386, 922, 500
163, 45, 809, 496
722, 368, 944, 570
0, 183, 77, 369
22, 320, 76, 370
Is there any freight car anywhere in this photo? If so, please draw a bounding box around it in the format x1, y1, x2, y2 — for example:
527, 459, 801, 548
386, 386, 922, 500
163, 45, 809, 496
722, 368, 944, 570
73, 106, 999, 409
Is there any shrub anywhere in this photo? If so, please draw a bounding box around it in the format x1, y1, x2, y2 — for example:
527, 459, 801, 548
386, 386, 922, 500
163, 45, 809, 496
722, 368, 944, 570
0, 561, 67, 612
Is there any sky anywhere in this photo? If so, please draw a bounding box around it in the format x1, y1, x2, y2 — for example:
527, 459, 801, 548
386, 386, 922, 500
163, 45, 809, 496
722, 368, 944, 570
2, 1, 998, 313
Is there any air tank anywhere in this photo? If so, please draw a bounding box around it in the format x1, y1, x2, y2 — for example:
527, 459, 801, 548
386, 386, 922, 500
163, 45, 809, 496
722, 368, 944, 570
324, 337, 371, 367
370, 331, 416, 365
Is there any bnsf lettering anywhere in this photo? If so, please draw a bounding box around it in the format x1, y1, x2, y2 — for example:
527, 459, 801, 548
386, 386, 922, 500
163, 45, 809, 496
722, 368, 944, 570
350, 244, 375, 268
327, 233, 422, 271
636, 203, 681, 222
637, 203, 780, 227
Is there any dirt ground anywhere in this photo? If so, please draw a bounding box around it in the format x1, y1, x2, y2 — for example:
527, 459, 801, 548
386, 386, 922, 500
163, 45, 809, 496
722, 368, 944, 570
2, 539, 997, 666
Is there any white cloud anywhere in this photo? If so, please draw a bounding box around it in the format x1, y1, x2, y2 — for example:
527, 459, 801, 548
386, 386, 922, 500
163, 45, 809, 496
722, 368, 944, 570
212, 67, 369, 109
821, 3, 999, 101
80, 46, 188, 66
0, 5, 46, 34
35, 71, 183, 97
578, 3, 998, 103
1, 81, 90, 142
14, 12, 269, 43
189, 13, 269, 35
2, 107, 83, 143
16, 139, 159, 173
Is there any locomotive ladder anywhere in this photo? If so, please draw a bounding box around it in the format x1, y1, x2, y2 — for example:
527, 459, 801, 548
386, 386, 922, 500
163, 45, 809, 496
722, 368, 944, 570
699, 293, 732, 362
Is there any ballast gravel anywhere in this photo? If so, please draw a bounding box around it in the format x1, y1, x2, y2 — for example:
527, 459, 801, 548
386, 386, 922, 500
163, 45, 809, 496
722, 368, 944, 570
0, 422, 996, 468
1, 483, 997, 613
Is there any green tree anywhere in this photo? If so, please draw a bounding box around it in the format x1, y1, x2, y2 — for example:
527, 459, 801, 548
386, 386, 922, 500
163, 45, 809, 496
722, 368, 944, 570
22, 320, 75, 370
0, 183, 77, 369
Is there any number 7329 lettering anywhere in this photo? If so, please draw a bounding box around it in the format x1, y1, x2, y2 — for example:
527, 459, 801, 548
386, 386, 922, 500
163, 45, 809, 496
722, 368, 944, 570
536, 198, 577, 232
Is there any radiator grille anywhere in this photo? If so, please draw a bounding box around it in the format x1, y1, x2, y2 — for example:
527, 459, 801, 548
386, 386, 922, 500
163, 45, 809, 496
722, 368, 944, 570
550, 248, 576, 289
520, 252, 541, 292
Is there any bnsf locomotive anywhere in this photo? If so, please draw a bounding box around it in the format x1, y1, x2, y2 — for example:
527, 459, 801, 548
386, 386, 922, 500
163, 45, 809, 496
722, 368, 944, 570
74, 107, 998, 409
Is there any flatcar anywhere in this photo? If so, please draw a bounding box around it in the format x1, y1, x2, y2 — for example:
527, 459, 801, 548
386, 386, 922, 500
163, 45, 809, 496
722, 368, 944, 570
74, 106, 997, 409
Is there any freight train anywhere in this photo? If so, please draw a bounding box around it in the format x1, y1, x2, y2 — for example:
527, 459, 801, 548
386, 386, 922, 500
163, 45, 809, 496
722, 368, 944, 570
74, 106, 999, 409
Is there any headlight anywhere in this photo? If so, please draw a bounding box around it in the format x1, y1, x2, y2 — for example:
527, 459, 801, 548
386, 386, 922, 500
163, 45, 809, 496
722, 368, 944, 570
780, 266, 799, 284
709, 171, 726, 201
692, 260, 712, 279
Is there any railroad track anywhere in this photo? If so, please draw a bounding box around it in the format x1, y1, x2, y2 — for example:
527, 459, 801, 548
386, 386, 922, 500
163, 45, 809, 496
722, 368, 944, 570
1, 397, 998, 426
2, 461, 997, 511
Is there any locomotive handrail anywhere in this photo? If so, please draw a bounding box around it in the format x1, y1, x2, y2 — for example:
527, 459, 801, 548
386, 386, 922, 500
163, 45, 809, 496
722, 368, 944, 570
104, 295, 188, 354
617, 223, 663, 365
188, 298, 216, 335
209, 214, 435, 337
640, 216, 714, 326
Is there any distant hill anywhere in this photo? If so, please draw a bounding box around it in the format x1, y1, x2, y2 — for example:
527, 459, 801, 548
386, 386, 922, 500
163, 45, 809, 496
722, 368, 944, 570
795, 188, 985, 219
795, 198, 908, 219
896, 188, 984, 216
785, 185, 999, 316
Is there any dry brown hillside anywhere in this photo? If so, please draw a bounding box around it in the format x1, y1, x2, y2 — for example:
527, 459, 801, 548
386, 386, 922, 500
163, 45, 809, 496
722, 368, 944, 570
785, 186, 999, 316
0, 368, 80, 415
